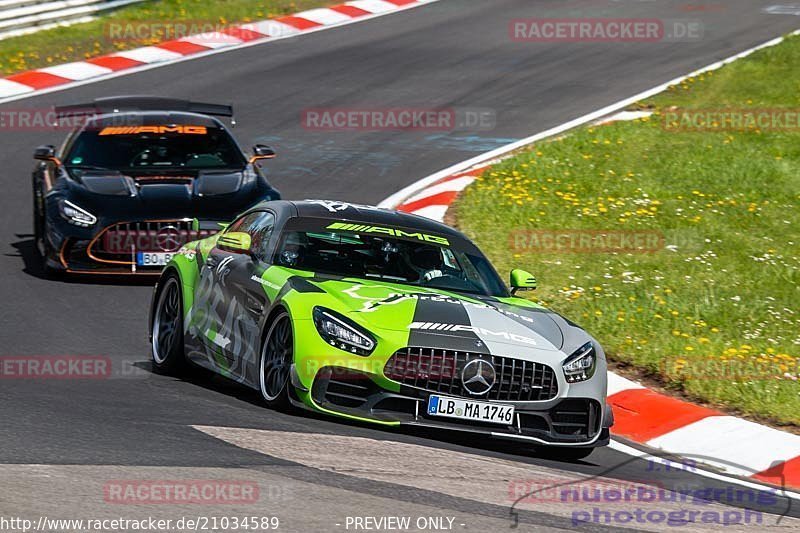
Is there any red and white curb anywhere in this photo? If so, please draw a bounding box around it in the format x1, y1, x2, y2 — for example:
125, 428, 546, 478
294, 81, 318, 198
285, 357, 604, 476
395, 167, 485, 222
0, 0, 438, 101
608, 374, 800, 486
383, 33, 800, 491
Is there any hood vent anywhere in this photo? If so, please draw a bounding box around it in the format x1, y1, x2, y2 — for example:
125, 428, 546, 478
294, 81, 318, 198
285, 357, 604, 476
134, 175, 193, 186
80, 172, 136, 196
194, 171, 243, 196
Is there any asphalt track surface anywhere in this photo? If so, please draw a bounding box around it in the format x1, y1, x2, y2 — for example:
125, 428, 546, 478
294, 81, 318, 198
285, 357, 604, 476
1, 1, 799, 531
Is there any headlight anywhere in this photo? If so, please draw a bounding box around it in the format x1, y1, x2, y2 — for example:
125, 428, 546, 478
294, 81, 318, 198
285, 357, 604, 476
562, 342, 596, 383
313, 307, 375, 356
59, 200, 97, 227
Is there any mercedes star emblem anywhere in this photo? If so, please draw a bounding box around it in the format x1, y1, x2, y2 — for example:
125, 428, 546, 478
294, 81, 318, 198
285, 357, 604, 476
156, 226, 183, 252
461, 358, 496, 396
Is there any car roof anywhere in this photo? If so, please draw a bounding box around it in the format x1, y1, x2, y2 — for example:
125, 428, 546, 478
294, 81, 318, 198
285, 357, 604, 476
78, 110, 223, 129
253, 199, 466, 238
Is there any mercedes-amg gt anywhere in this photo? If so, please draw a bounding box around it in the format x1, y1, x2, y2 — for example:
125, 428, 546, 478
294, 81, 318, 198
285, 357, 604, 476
149, 200, 612, 458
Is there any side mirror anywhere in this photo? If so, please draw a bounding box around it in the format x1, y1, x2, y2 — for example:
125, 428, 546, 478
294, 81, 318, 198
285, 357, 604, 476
250, 144, 276, 163
34, 145, 57, 162
217, 232, 252, 254
510, 269, 537, 295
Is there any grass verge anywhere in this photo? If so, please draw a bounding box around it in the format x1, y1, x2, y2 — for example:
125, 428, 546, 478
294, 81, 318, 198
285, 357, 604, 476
0, 0, 331, 76
454, 34, 800, 427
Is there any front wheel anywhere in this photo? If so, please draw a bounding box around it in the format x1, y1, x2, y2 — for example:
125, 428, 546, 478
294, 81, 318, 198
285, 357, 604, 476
32, 181, 60, 278
151, 274, 186, 374
259, 312, 294, 410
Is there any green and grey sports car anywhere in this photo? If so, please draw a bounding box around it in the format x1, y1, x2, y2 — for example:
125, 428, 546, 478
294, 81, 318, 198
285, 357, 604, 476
149, 200, 612, 458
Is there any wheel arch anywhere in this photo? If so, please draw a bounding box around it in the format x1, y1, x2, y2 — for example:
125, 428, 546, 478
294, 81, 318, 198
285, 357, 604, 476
260, 304, 291, 345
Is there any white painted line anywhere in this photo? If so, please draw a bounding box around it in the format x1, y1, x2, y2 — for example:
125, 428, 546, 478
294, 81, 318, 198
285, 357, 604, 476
596, 110, 654, 124
295, 8, 353, 25
609, 439, 800, 501
647, 416, 800, 476
114, 46, 183, 64
346, 0, 398, 13
406, 204, 448, 222
0, 78, 34, 97
606, 372, 645, 396
378, 28, 800, 209
38, 61, 112, 80
400, 176, 476, 205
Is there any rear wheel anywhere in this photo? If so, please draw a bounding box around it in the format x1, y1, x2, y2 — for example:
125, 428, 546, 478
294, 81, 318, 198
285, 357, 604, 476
151, 274, 186, 375
259, 312, 294, 410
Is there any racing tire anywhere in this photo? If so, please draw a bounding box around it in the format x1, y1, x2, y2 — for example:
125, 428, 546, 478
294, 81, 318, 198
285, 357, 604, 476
151, 273, 186, 375
39, 219, 63, 280
259, 311, 294, 410
32, 180, 61, 279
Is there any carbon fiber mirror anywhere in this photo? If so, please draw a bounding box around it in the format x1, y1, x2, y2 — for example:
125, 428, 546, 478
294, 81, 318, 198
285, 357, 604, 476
251, 144, 276, 162
34, 145, 56, 161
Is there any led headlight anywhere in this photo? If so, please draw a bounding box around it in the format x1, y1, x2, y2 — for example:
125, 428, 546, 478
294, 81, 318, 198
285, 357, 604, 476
313, 307, 376, 356
59, 200, 97, 227
562, 342, 596, 383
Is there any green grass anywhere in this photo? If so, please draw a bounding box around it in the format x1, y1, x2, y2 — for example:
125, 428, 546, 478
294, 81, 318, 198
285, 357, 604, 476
0, 0, 331, 75
454, 34, 800, 427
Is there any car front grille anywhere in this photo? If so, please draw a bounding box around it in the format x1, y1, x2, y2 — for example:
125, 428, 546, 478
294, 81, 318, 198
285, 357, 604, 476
88, 220, 216, 264
384, 347, 559, 402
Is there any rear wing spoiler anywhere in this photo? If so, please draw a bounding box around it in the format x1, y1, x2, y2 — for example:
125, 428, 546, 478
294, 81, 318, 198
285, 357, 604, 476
54, 96, 234, 122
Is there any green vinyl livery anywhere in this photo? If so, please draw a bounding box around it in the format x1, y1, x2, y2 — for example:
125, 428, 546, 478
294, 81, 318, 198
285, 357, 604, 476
149, 200, 613, 458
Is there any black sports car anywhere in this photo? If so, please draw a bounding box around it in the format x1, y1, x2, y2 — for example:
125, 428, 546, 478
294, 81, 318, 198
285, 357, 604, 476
32, 96, 280, 276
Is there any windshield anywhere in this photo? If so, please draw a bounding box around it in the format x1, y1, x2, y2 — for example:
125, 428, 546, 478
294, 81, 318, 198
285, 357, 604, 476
274, 218, 508, 297
64, 124, 246, 171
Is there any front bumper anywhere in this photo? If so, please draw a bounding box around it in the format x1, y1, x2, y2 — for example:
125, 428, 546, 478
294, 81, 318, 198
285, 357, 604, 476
47, 218, 221, 275
291, 364, 611, 448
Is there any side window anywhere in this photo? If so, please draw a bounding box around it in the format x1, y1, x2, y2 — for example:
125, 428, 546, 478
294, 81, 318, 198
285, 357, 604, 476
59, 129, 79, 160
225, 211, 262, 234
221, 211, 275, 262
246, 212, 276, 262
